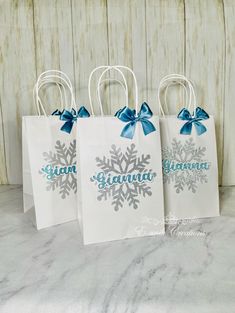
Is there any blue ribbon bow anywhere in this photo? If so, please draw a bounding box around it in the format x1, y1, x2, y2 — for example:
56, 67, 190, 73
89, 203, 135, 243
177, 107, 209, 136
115, 102, 156, 139
52, 107, 90, 133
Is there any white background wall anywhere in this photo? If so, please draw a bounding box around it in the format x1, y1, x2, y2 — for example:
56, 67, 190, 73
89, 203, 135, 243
0, 0, 234, 186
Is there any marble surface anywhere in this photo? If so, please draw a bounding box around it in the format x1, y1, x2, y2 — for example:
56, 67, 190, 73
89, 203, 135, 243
0, 185, 235, 313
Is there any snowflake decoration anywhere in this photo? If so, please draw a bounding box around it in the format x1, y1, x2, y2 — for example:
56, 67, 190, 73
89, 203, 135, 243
162, 138, 209, 193
90, 144, 156, 211
39, 140, 77, 199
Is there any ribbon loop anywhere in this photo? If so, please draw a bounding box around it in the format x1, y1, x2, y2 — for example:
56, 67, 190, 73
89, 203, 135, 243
52, 109, 63, 116
115, 102, 156, 139
52, 106, 90, 133
60, 109, 77, 133
177, 107, 209, 136
77, 106, 90, 118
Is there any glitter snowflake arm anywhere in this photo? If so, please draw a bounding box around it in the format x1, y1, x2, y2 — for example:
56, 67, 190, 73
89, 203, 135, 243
193, 169, 208, 184
55, 140, 69, 166
110, 145, 124, 173
122, 144, 137, 173
172, 138, 184, 162
59, 174, 72, 199
190, 147, 206, 162
198, 172, 208, 183
186, 179, 197, 193
42, 151, 60, 166
174, 172, 185, 193
182, 138, 206, 162
95, 154, 120, 174
134, 182, 152, 197
125, 184, 139, 209
112, 185, 125, 211
183, 138, 195, 152
67, 140, 76, 165
70, 173, 77, 193
46, 175, 63, 192
162, 147, 174, 160
97, 185, 115, 201
163, 171, 176, 184
127, 154, 151, 173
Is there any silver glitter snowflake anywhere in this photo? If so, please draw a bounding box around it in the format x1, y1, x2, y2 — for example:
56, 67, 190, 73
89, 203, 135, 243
39, 140, 77, 199
162, 138, 209, 193
90, 144, 156, 211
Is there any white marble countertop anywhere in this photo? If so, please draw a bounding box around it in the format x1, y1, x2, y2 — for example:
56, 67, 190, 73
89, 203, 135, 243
0, 185, 235, 313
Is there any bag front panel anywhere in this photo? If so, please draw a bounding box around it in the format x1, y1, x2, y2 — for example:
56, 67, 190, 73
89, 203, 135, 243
24, 116, 77, 229
160, 115, 220, 220
77, 116, 165, 244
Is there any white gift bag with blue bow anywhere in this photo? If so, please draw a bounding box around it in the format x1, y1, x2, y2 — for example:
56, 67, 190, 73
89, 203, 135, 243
22, 70, 90, 230
77, 65, 165, 245
158, 74, 220, 220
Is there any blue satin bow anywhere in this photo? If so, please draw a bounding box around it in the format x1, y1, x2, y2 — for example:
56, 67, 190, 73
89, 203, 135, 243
177, 107, 209, 135
52, 107, 90, 133
115, 102, 156, 139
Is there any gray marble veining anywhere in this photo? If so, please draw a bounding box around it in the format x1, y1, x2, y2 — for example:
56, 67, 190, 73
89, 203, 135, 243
0, 185, 235, 313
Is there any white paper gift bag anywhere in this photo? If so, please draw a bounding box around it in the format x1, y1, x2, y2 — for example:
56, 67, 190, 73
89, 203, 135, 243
23, 70, 73, 214
23, 70, 90, 229
77, 66, 165, 245
158, 74, 220, 220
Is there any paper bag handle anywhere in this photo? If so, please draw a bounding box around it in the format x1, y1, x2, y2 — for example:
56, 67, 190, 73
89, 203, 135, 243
35, 70, 74, 114
97, 78, 128, 111
88, 65, 129, 116
158, 74, 197, 117
34, 70, 76, 116
113, 65, 139, 111
34, 79, 67, 115
96, 67, 128, 113
163, 81, 190, 115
